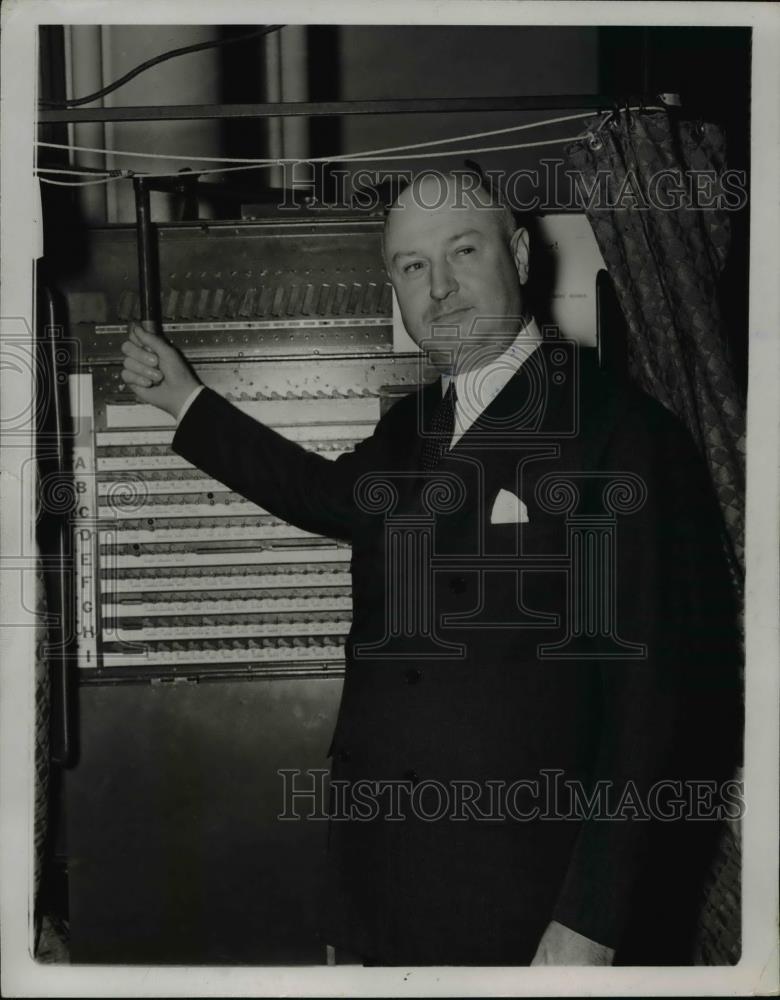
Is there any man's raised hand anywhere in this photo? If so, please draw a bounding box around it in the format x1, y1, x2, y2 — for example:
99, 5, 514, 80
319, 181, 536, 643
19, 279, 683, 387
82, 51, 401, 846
121, 323, 201, 419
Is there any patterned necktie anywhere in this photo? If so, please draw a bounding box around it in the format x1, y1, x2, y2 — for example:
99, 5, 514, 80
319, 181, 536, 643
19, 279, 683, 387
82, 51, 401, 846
419, 380, 457, 472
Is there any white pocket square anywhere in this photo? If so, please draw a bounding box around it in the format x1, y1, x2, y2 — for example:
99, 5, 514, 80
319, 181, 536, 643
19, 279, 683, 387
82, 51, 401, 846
490, 488, 529, 524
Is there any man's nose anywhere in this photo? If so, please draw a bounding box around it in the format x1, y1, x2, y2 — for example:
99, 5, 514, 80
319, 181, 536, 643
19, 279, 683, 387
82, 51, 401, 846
429, 260, 459, 301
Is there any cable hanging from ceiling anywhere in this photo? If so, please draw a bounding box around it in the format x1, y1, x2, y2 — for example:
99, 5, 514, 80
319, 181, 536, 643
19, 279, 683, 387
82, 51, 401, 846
39, 25, 285, 109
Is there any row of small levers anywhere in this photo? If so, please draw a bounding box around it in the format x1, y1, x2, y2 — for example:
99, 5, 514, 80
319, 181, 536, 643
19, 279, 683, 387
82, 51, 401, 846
94, 424, 360, 669
101, 557, 352, 661
101, 638, 346, 667
111, 281, 393, 324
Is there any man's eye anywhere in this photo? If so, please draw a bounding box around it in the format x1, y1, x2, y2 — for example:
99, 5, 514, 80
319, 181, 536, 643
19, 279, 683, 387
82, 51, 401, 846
456, 246, 475, 256
403, 261, 424, 274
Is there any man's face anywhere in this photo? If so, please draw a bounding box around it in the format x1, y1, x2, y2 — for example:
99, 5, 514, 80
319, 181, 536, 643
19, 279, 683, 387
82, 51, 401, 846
384, 174, 529, 374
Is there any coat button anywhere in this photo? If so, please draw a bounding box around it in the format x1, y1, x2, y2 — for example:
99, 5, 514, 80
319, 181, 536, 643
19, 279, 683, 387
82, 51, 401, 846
402, 769, 419, 785
338, 748, 352, 763
404, 667, 422, 685
449, 575, 467, 594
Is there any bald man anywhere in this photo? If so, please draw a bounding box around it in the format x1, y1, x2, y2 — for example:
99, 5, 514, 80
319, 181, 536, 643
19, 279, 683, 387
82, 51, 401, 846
121, 171, 739, 966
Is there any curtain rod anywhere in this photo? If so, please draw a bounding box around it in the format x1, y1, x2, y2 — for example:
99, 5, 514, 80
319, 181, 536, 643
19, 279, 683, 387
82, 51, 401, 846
38, 95, 673, 125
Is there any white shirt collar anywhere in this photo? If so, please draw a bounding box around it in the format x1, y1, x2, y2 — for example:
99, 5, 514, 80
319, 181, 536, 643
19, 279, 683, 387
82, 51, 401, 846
441, 316, 542, 446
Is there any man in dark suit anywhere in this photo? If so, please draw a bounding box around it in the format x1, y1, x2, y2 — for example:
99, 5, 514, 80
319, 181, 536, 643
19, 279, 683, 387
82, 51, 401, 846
121, 171, 739, 966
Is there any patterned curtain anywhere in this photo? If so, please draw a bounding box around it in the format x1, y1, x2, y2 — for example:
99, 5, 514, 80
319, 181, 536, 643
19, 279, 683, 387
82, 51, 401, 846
567, 107, 746, 967
566, 108, 746, 591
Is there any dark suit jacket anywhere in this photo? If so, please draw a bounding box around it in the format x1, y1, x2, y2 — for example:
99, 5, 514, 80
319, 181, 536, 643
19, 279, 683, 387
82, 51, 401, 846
172, 342, 741, 965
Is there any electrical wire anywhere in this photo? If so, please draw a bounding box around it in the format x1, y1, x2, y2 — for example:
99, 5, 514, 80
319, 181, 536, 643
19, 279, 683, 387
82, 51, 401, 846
35, 103, 664, 187
331, 134, 588, 161
40, 25, 284, 109
159, 134, 587, 177
37, 141, 277, 163
33, 111, 604, 165
37, 131, 582, 167
331, 109, 640, 161
35, 104, 661, 168
36, 166, 127, 177
38, 175, 126, 188
35, 133, 587, 190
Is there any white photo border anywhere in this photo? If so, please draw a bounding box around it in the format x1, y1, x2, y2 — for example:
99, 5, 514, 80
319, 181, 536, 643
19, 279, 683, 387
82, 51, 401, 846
1, 1, 778, 995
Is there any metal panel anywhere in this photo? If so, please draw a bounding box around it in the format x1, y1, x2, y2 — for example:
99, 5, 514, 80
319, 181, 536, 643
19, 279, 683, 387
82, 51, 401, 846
58, 218, 397, 364
66, 676, 342, 964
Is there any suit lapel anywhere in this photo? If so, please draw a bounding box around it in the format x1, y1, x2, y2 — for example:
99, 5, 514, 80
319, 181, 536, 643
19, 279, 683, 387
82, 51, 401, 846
432, 341, 576, 517
396, 341, 598, 527
450, 340, 575, 452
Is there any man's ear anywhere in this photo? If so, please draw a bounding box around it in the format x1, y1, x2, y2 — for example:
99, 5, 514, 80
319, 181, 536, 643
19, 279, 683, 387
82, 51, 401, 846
510, 227, 530, 285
